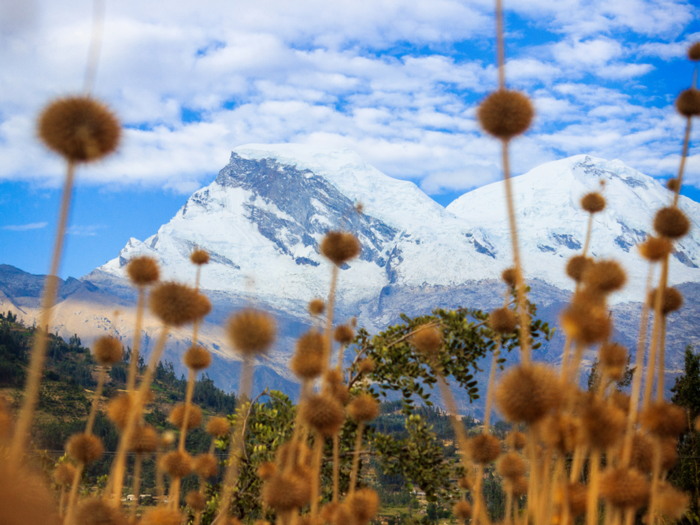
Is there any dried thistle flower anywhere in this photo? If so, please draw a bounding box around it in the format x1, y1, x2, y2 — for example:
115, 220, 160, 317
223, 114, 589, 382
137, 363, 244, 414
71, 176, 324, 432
160, 430, 176, 448
0, 462, 59, 525
599, 342, 628, 380
257, 461, 277, 480
130, 424, 158, 454
410, 325, 442, 356
348, 393, 379, 422
567, 483, 588, 516
654, 207, 691, 239
275, 441, 312, 470
566, 255, 593, 283
74, 498, 128, 525
689, 42, 700, 61
107, 393, 133, 430
226, 309, 277, 355
657, 483, 689, 520
495, 364, 560, 424
66, 433, 104, 464
639, 236, 673, 262
611, 391, 631, 414
334, 324, 355, 344
290, 330, 325, 380
38, 96, 120, 163
206, 416, 230, 437
468, 434, 501, 464
506, 431, 527, 450
539, 414, 579, 454
262, 473, 311, 511
501, 267, 518, 287
127, 256, 160, 286
184, 345, 212, 371
676, 88, 700, 117
580, 393, 625, 450
599, 468, 650, 510
190, 249, 210, 265
162, 450, 192, 478
193, 453, 218, 478
497, 452, 526, 479
300, 394, 345, 437
150, 282, 211, 327
320, 231, 361, 266
346, 488, 380, 525
141, 507, 184, 525
489, 307, 516, 333
507, 476, 528, 497
667, 178, 681, 192
630, 433, 653, 472
308, 298, 325, 316
186, 490, 207, 512
561, 293, 611, 345
358, 357, 376, 374
581, 192, 606, 213
582, 259, 627, 294
169, 403, 202, 430
453, 500, 472, 521
640, 401, 687, 438
648, 287, 684, 315
93, 335, 123, 365
477, 89, 534, 140
53, 462, 76, 486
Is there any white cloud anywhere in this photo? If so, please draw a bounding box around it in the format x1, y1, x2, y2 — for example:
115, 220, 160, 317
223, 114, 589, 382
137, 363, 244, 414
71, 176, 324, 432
3, 222, 48, 231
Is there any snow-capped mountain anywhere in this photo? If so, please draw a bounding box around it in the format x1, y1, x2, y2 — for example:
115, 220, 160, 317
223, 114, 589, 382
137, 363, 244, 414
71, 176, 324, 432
4, 145, 699, 412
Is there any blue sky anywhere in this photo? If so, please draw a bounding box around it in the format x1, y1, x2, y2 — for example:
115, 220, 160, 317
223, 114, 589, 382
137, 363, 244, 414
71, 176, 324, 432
0, 0, 699, 279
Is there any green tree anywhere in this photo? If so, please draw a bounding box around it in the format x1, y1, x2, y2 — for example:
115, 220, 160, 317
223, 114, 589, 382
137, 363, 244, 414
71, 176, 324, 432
669, 345, 700, 521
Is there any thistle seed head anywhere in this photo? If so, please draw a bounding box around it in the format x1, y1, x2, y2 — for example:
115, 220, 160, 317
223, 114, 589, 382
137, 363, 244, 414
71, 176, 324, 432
658, 483, 689, 520
127, 256, 160, 286
141, 507, 184, 525
66, 433, 104, 464
186, 490, 207, 512
74, 498, 128, 525
599, 342, 628, 380
539, 413, 579, 454
567, 483, 588, 516
566, 255, 593, 283
150, 282, 211, 327
107, 393, 134, 430
506, 431, 527, 450
581, 192, 606, 213
0, 462, 59, 525
334, 324, 355, 344
300, 394, 345, 437
346, 488, 380, 525
667, 178, 681, 192
226, 309, 277, 355
93, 336, 123, 366
468, 434, 502, 464
580, 393, 625, 450
161, 450, 192, 478
193, 453, 218, 478
410, 325, 442, 356
640, 401, 687, 438
190, 249, 210, 266
477, 89, 534, 140
676, 88, 700, 117
262, 473, 312, 512
600, 468, 650, 509
358, 357, 376, 374
495, 364, 560, 424
648, 287, 684, 315
561, 295, 611, 346
206, 416, 230, 438
348, 393, 379, 422
53, 462, 77, 486
320, 231, 361, 266
308, 298, 325, 316
582, 259, 627, 294
290, 330, 325, 380
489, 307, 517, 334
497, 451, 526, 479
689, 42, 700, 61
130, 424, 158, 454
507, 476, 528, 497
183, 344, 212, 371
639, 236, 673, 262
169, 403, 202, 430
654, 206, 691, 239
501, 267, 519, 287
452, 500, 472, 521
38, 96, 121, 163
257, 461, 277, 481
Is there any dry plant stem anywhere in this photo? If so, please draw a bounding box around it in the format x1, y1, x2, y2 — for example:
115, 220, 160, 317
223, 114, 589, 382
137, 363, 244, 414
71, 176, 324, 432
643, 256, 669, 410
538, 450, 557, 525
673, 117, 692, 208
560, 486, 571, 525
156, 450, 165, 500
647, 438, 663, 525
483, 344, 501, 431
525, 435, 539, 524
560, 337, 573, 379
586, 449, 602, 525
472, 465, 485, 525
107, 327, 170, 505
657, 316, 667, 400
436, 374, 469, 454
624, 508, 635, 525
83, 0, 105, 94
582, 214, 594, 256
505, 488, 513, 525
127, 287, 146, 392
569, 446, 586, 483
310, 434, 324, 521
567, 343, 585, 386
169, 479, 180, 510
324, 265, 339, 367
213, 356, 253, 524
333, 433, 340, 502
86, 367, 107, 435
65, 463, 85, 525
131, 453, 143, 516
495, 0, 505, 89
621, 264, 655, 466
59, 485, 67, 517
179, 368, 197, 451
349, 422, 365, 494
10, 162, 76, 464
501, 142, 532, 365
